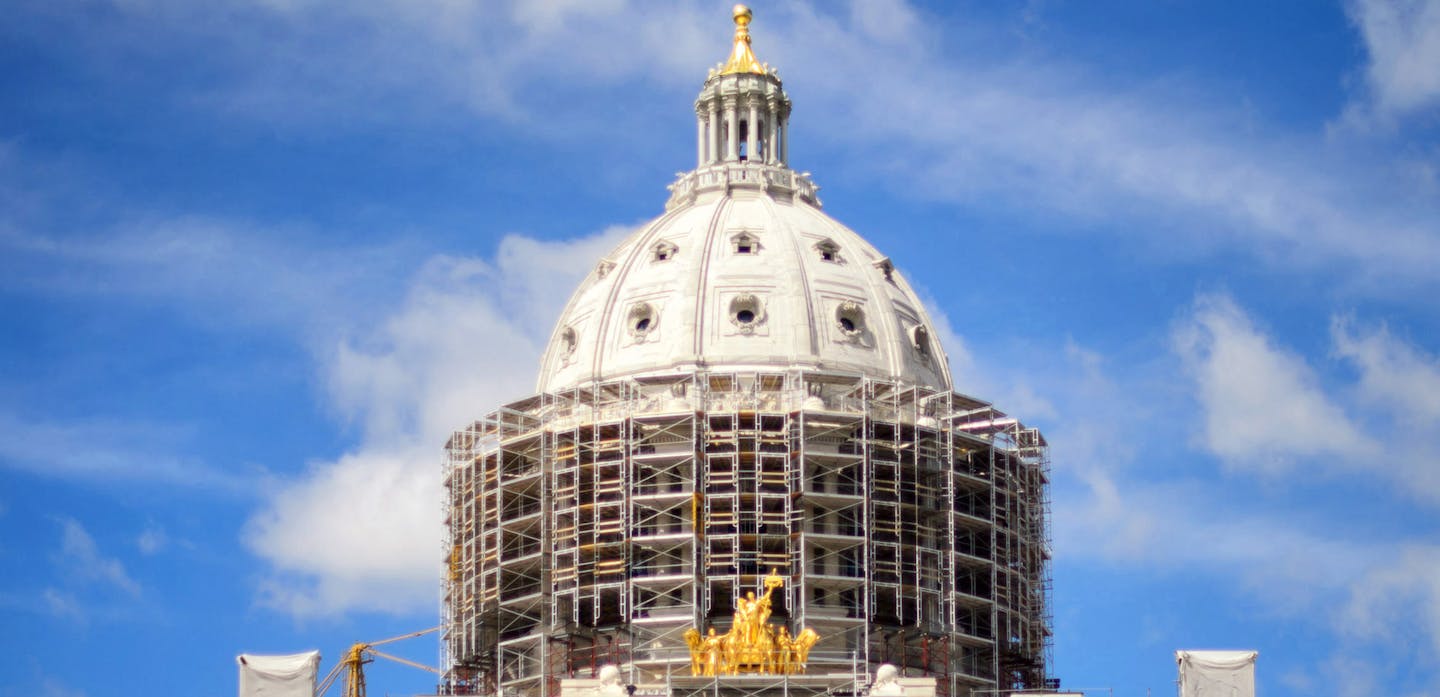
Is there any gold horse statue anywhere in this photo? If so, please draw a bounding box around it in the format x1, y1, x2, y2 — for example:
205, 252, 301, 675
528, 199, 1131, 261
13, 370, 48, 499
683, 570, 821, 676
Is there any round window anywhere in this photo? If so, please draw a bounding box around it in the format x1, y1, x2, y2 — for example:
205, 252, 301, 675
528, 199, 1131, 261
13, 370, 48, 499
628, 303, 657, 338
728, 294, 764, 333
835, 302, 865, 338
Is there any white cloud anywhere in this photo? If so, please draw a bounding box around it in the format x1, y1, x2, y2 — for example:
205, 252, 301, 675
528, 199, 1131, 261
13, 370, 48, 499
0, 214, 417, 341
247, 447, 445, 615
43, 2, 1440, 289
42, 588, 85, 623
1331, 317, 1440, 502
244, 227, 627, 616
1333, 317, 1440, 424
57, 517, 141, 597
1052, 411, 1440, 673
1173, 294, 1374, 473
1038, 299, 1440, 683
0, 138, 633, 615
1346, 0, 1440, 120
1339, 545, 1440, 657
0, 412, 248, 491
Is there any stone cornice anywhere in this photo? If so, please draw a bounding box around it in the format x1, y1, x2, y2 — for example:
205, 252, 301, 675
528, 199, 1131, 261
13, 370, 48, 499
665, 162, 821, 210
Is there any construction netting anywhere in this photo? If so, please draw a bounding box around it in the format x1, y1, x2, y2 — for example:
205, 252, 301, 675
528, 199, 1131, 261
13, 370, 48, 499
237, 651, 321, 697
1176, 650, 1257, 697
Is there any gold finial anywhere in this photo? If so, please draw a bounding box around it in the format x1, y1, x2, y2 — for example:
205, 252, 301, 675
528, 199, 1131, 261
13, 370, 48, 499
734, 4, 753, 27
720, 4, 766, 75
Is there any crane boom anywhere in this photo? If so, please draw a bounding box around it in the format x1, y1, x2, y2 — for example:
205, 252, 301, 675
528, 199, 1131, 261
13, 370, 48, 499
314, 627, 443, 697
369, 648, 442, 675
369, 626, 440, 648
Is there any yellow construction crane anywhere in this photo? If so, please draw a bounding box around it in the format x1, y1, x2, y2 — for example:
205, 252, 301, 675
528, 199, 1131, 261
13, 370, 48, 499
315, 626, 442, 697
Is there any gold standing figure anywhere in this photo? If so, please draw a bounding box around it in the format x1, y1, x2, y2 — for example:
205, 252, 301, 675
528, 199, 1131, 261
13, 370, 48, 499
683, 570, 821, 676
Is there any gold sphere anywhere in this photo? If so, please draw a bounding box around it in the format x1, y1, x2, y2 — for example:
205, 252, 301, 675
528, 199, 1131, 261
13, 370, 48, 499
733, 4, 753, 27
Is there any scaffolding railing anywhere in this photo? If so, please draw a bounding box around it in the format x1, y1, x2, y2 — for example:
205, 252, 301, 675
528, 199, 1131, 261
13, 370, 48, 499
442, 371, 1051, 697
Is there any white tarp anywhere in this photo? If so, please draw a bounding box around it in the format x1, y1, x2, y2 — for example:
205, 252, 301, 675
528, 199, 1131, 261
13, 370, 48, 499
238, 651, 320, 697
1176, 650, 1257, 697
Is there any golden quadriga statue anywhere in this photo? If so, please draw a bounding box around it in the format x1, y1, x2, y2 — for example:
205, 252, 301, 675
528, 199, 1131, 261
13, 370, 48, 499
684, 571, 820, 676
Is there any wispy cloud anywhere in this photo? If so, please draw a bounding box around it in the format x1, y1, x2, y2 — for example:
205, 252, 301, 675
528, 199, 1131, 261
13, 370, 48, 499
0, 412, 250, 491
20, 1, 1435, 294
56, 517, 141, 598
1022, 291, 1440, 690
1165, 294, 1440, 504
1332, 317, 1440, 502
41, 587, 85, 623
1333, 316, 1440, 423
0, 215, 417, 342
1344, 0, 1440, 122
0, 136, 633, 614
1340, 544, 1440, 657
54, 0, 1437, 292
1173, 293, 1375, 473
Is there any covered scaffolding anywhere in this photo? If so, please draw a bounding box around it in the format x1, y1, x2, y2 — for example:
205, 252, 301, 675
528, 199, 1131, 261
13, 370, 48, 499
441, 371, 1051, 697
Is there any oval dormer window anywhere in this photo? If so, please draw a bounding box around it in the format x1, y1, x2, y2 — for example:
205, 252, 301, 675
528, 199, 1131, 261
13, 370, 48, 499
728, 294, 765, 334
628, 303, 658, 338
910, 324, 932, 359
836, 302, 865, 338
653, 240, 678, 262
561, 326, 578, 356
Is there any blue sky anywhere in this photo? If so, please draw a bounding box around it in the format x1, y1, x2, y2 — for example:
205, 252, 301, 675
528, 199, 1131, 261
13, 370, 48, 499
2, 1, 1439, 695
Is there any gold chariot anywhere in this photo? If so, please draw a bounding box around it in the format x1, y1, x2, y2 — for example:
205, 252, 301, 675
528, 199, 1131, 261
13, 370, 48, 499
683, 570, 820, 676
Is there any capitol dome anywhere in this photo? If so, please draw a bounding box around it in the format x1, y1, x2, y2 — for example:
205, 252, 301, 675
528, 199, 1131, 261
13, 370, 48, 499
442, 9, 1053, 697
537, 8, 950, 394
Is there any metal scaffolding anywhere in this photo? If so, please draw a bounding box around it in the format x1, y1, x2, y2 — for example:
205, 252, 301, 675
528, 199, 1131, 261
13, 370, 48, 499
441, 371, 1050, 697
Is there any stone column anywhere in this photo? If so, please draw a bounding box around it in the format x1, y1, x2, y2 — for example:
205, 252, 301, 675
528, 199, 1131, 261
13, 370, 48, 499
709, 101, 721, 164
725, 99, 738, 162
766, 102, 779, 164
746, 101, 758, 162
779, 119, 788, 165
697, 111, 707, 167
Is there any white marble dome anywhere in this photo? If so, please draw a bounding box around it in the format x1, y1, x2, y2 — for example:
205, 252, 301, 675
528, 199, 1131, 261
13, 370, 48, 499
537, 185, 952, 393
535, 8, 952, 394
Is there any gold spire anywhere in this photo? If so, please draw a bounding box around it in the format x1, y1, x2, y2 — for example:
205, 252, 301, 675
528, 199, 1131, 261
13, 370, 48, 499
720, 4, 767, 75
